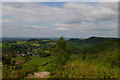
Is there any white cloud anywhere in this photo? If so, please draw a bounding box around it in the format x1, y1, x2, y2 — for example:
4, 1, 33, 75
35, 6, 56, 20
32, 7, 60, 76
64, 3, 117, 22
2, 19, 14, 23
56, 27, 69, 31
27, 25, 47, 29
2, 2, 118, 37
3, 2, 118, 23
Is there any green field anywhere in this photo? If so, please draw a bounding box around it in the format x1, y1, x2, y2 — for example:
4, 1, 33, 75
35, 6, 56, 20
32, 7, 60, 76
32, 44, 40, 46
14, 56, 26, 61
24, 56, 54, 72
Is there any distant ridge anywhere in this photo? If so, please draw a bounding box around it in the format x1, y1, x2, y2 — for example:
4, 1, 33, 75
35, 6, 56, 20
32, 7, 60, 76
68, 36, 119, 44
2, 37, 69, 41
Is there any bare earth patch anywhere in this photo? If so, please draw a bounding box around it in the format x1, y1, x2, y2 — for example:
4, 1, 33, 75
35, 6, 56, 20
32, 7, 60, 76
27, 72, 50, 78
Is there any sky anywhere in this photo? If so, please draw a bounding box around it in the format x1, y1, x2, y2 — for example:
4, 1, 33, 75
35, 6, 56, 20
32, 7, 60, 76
2, 2, 118, 38
1, 0, 119, 2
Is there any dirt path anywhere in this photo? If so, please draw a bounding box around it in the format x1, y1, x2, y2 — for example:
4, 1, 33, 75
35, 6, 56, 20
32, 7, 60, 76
27, 72, 50, 78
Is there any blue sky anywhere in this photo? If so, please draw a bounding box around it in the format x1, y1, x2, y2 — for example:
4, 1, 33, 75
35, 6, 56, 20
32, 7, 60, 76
2, 2, 118, 38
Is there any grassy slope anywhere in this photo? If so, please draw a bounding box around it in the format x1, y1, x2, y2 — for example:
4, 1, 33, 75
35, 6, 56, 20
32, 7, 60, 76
14, 56, 26, 61
13, 56, 26, 64
24, 56, 54, 72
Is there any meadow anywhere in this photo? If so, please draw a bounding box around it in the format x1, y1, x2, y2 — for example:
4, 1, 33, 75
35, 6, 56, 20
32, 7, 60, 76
24, 56, 54, 72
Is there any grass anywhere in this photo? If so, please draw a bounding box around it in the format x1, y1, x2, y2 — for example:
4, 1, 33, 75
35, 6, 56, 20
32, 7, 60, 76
13, 56, 26, 64
32, 44, 40, 46
14, 56, 26, 61
24, 55, 54, 72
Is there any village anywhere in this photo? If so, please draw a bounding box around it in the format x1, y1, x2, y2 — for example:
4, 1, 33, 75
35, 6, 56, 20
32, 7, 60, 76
2, 39, 55, 65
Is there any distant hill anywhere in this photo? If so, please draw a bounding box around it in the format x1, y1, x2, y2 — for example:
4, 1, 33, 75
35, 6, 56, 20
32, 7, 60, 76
68, 36, 118, 44
27, 39, 39, 42
2, 37, 69, 41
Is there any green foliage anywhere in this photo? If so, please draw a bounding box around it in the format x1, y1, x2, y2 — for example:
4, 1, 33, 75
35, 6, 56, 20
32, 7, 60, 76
51, 58, 118, 78
55, 36, 70, 66
11, 60, 16, 66
2, 64, 38, 78
46, 62, 57, 72
2, 54, 12, 66
56, 36, 67, 50
51, 40, 119, 78
85, 40, 119, 68
2, 37, 119, 78
24, 56, 53, 72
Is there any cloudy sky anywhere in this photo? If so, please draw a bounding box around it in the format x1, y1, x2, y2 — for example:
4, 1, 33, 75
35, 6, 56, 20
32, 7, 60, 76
2, 2, 118, 38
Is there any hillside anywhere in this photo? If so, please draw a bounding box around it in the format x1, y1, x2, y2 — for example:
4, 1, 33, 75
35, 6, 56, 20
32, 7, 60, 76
51, 40, 119, 78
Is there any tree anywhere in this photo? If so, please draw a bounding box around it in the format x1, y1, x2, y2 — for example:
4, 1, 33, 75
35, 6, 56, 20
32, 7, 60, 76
55, 36, 70, 65
11, 60, 16, 66
2, 54, 12, 66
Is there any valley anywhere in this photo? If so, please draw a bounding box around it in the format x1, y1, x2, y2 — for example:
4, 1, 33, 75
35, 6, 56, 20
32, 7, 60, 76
1, 36, 119, 78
